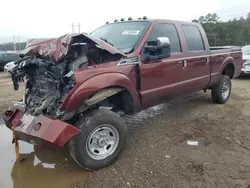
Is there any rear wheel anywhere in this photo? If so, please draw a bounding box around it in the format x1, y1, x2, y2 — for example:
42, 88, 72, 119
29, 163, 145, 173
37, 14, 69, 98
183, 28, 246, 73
68, 109, 127, 170
211, 75, 231, 104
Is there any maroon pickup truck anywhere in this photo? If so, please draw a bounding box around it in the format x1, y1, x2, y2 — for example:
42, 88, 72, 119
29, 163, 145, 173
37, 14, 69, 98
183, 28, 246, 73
3, 18, 242, 170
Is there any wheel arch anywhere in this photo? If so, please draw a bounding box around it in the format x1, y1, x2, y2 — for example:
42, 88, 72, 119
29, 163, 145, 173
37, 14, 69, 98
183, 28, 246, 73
220, 57, 235, 79
61, 73, 141, 113
84, 86, 135, 114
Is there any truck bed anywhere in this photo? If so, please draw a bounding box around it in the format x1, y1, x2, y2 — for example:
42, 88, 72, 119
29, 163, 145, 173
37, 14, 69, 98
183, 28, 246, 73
210, 46, 242, 55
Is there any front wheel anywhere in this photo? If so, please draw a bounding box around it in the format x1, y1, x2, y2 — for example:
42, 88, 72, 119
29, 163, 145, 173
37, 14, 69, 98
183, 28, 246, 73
211, 75, 231, 104
68, 109, 127, 170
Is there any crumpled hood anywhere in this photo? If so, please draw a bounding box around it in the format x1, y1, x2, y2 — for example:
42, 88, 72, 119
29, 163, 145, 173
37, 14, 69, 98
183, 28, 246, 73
22, 33, 126, 62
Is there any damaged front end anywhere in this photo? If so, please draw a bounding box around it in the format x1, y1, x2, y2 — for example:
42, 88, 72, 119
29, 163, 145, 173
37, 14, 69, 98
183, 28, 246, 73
12, 57, 74, 117
4, 33, 125, 147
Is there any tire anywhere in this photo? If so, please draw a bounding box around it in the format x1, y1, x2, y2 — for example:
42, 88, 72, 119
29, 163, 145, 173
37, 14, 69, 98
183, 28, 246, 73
68, 109, 127, 170
211, 75, 231, 104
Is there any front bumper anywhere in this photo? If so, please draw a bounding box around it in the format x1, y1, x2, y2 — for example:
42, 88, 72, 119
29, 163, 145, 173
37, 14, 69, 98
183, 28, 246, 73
4, 67, 10, 72
3, 103, 80, 147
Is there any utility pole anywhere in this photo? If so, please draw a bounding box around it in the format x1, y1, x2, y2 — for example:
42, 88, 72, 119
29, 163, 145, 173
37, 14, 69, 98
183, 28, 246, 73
78, 23, 81, 33
69, 22, 82, 33
70, 22, 75, 33
13, 36, 16, 51
17, 36, 21, 51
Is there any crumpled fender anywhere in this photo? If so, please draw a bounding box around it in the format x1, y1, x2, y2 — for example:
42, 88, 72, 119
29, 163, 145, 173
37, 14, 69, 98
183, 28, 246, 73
61, 73, 140, 112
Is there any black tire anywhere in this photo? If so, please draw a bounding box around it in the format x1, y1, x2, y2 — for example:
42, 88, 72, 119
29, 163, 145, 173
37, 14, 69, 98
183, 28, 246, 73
68, 109, 127, 170
211, 75, 231, 104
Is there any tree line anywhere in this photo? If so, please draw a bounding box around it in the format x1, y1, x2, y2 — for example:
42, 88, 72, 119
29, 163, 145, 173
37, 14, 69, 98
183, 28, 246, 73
192, 12, 250, 46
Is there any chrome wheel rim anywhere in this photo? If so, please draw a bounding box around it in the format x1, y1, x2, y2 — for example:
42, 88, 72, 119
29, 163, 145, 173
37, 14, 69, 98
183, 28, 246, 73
86, 124, 119, 160
222, 80, 230, 99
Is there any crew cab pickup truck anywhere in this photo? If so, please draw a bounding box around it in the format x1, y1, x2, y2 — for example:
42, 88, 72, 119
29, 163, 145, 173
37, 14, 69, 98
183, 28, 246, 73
3, 18, 242, 170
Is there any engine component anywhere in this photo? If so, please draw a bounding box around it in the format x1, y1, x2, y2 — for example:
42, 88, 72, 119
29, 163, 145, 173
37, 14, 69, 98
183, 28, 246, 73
11, 57, 73, 116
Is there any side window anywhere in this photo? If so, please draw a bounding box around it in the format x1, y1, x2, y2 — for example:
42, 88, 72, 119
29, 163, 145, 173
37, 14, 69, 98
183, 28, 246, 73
147, 23, 181, 53
0, 54, 7, 61
182, 25, 205, 51
5, 54, 12, 61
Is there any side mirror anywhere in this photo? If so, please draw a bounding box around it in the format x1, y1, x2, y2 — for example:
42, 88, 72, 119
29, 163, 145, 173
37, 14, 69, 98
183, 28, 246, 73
144, 37, 171, 61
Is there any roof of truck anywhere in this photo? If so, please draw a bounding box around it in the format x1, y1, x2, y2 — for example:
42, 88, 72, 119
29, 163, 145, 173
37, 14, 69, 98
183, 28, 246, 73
106, 18, 199, 26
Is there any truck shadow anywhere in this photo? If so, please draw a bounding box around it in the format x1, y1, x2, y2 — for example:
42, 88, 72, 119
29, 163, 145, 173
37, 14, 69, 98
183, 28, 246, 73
235, 75, 250, 80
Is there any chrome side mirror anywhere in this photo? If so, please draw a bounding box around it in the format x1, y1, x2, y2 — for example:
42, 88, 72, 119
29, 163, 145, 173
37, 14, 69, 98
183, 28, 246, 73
156, 37, 170, 46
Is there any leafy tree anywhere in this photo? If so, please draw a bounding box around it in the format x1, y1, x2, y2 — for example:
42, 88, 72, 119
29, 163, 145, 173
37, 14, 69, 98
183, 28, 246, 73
194, 12, 250, 46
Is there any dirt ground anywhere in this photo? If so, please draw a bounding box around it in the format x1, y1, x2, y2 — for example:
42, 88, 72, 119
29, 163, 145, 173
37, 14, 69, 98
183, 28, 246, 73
0, 73, 24, 115
1, 72, 250, 188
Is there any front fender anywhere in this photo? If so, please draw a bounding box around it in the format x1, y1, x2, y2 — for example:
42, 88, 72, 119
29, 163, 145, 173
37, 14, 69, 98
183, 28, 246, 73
61, 73, 140, 112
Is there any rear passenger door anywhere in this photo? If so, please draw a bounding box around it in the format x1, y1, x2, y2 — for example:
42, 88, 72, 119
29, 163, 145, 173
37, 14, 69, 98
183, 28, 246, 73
140, 23, 186, 109
181, 25, 210, 92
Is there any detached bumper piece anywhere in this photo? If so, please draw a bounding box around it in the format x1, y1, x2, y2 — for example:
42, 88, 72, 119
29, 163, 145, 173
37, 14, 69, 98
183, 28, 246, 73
3, 103, 80, 147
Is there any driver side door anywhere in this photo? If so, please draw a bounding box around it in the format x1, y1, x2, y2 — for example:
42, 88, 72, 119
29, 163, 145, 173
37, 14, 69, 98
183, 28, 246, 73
139, 23, 187, 109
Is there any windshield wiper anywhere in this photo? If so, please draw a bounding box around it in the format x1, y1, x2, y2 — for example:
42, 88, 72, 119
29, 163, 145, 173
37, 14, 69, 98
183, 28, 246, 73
124, 48, 134, 54
100, 37, 113, 46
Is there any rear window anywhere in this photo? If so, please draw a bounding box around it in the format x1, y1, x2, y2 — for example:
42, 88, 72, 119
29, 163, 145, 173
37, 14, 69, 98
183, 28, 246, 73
182, 25, 205, 51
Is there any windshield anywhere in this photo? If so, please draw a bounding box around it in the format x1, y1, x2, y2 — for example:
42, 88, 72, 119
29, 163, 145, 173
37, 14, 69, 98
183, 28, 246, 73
90, 21, 149, 54
242, 45, 250, 55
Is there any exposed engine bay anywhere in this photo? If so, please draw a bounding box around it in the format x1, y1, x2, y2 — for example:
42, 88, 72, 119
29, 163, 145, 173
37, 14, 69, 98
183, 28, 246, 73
11, 34, 124, 118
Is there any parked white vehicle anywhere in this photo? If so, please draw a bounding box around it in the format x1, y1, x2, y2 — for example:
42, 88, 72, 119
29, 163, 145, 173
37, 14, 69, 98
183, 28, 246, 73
4, 61, 16, 73
241, 45, 250, 75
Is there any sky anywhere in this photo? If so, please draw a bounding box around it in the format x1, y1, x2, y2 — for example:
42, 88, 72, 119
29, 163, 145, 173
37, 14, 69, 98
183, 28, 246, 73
0, 0, 250, 43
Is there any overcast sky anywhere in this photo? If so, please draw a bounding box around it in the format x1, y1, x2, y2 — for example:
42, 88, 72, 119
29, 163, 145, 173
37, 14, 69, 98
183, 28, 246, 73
0, 0, 250, 43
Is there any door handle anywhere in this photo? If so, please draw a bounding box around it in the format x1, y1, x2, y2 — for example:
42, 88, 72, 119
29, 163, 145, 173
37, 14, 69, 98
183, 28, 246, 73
206, 57, 210, 65
177, 60, 187, 69
183, 60, 187, 68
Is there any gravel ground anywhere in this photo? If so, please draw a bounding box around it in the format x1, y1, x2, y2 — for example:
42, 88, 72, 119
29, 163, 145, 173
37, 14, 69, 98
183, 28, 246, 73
1, 72, 250, 188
